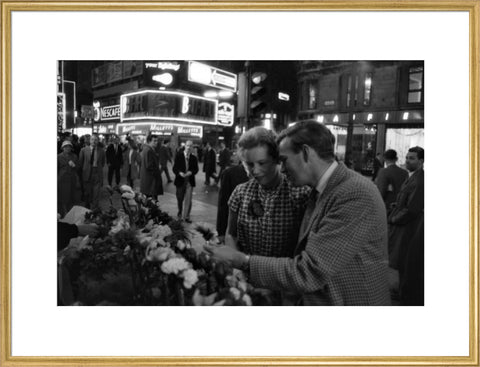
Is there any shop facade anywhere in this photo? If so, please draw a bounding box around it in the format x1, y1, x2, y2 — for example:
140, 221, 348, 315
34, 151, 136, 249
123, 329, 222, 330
297, 61, 424, 174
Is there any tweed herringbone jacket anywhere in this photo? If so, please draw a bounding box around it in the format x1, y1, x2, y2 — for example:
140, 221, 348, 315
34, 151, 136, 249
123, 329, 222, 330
249, 163, 391, 306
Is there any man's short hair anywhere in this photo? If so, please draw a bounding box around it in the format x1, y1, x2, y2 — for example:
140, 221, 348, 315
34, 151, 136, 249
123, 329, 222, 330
277, 120, 335, 161
238, 126, 279, 162
146, 134, 158, 143
408, 146, 424, 160
383, 149, 398, 161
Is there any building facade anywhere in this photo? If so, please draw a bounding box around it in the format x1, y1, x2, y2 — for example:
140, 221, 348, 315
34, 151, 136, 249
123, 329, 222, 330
297, 61, 424, 172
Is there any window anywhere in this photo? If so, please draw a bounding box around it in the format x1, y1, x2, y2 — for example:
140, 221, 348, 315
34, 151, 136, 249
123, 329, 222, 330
408, 66, 423, 103
346, 75, 352, 107
363, 73, 372, 105
308, 80, 317, 109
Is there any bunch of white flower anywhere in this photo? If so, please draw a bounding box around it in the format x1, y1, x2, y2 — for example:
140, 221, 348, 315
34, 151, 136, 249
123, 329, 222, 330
160, 257, 190, 275
145, 246, 175, 262
151, 225, 173, 240
181, 269, 199, 289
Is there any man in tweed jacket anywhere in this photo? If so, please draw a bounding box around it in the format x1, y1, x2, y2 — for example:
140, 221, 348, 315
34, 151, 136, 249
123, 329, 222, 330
206, 121, 391, 305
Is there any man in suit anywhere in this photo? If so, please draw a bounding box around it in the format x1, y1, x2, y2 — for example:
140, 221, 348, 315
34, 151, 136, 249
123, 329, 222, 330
375, 149, 408, 214
140, 134, 163, 198
173, 140, 199, 223
206, 121, 390, 305
79, 134, 105, 209
216, 161, 250, 240
106, 135, 124, 187
388, 146, 424, 305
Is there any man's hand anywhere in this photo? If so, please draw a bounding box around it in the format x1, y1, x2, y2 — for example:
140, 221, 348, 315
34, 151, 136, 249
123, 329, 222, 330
185, 171, 192, 177
204, 244, 247, 269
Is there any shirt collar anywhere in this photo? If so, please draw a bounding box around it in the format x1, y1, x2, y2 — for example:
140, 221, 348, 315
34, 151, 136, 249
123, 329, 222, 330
314, 160, 338, 197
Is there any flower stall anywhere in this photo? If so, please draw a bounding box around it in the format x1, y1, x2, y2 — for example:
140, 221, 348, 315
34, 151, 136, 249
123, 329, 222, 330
58, 185, 275, 306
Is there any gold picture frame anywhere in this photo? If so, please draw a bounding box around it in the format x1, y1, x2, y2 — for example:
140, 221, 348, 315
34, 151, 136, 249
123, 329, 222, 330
1, 1, 479, 366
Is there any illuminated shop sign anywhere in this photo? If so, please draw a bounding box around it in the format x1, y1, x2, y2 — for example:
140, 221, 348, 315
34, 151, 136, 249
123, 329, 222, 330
93, 123, 117, 134
120, 90, 218, 125
145, 62, 181, 71
116, 122, 203, 138
145, 61, 181, 87
93, 103, 120, 122
217, 102, 234, 126
101, 105, 121, 121
188, 61, 237, 92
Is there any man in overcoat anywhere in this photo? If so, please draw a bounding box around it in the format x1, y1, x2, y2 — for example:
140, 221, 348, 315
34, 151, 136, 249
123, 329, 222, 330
375, 149, 408, 214
106, 135, 124, 187
206, 121, 391, 305
388, 146, 424, 305
140, 134, 163, 198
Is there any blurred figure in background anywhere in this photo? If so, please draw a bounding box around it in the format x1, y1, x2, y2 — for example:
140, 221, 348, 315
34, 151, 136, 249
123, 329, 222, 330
203, 141, 217, 186
140, 134, 163, 199
58, 140, 79, 217
79, 134, 105, 209
216, 141, 231, 184
375, 149, 408, 215
106, 135, 123, 187
157, 139, 173, 184
216, 156, 250, 242
126, 138, 141, 189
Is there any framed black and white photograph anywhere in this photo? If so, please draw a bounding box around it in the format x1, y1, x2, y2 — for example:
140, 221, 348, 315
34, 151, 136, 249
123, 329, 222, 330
1, 1, 478, 366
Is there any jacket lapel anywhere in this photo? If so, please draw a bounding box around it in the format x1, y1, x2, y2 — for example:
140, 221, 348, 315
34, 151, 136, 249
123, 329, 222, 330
295, 163, 347, 253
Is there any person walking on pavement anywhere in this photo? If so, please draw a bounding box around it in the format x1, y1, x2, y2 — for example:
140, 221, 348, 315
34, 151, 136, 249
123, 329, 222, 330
216, 141, 231, 183
388, 146, 424, 305
203, 141, 217, 186
157, 139, 173, 184
140, 134, 163, 199
206, 121, 391, 306
126, 138, 141, 189
79, 134, 105, 210
173, 140, 199, 223
375, 149, 408, 214
106, 135, 123, 187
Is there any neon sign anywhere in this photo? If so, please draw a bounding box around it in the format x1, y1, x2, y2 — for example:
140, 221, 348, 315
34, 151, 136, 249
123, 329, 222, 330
188, 61, 237, 92
116, 122, 203, 138
120, 90, 218, 125
217, 102, 234, 126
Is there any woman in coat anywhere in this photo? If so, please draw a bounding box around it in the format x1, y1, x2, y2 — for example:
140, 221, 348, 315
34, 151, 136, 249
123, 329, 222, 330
57, 140, 79, 217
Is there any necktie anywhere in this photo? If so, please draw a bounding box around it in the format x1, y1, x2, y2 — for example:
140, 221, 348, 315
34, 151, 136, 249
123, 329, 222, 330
299, 190, 319, 239
90, 148, 95, 166
185, 154, 189, 171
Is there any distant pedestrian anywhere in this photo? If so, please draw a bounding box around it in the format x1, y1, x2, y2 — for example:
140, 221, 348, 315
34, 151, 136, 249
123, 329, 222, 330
203, 142, 217, 185
106, 135, 123, 187
157, 139, 173, 184
388, 146, 424, 305
79, 134, 105, 209
372, 152, 383, 181
216, 161, 250, 241
57, 140, 79, 217
126, 139, 141, 189
216, 141, 231, 183
173, 140, 199, 223
375, 149, 408, 214
140, 134, 163, 199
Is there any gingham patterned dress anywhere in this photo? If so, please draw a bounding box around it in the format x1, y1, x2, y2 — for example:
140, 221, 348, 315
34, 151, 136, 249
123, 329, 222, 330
228, 175, 311, 257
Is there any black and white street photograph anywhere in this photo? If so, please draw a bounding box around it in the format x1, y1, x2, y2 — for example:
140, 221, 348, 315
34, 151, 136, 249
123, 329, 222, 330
57, 60, 424, 307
